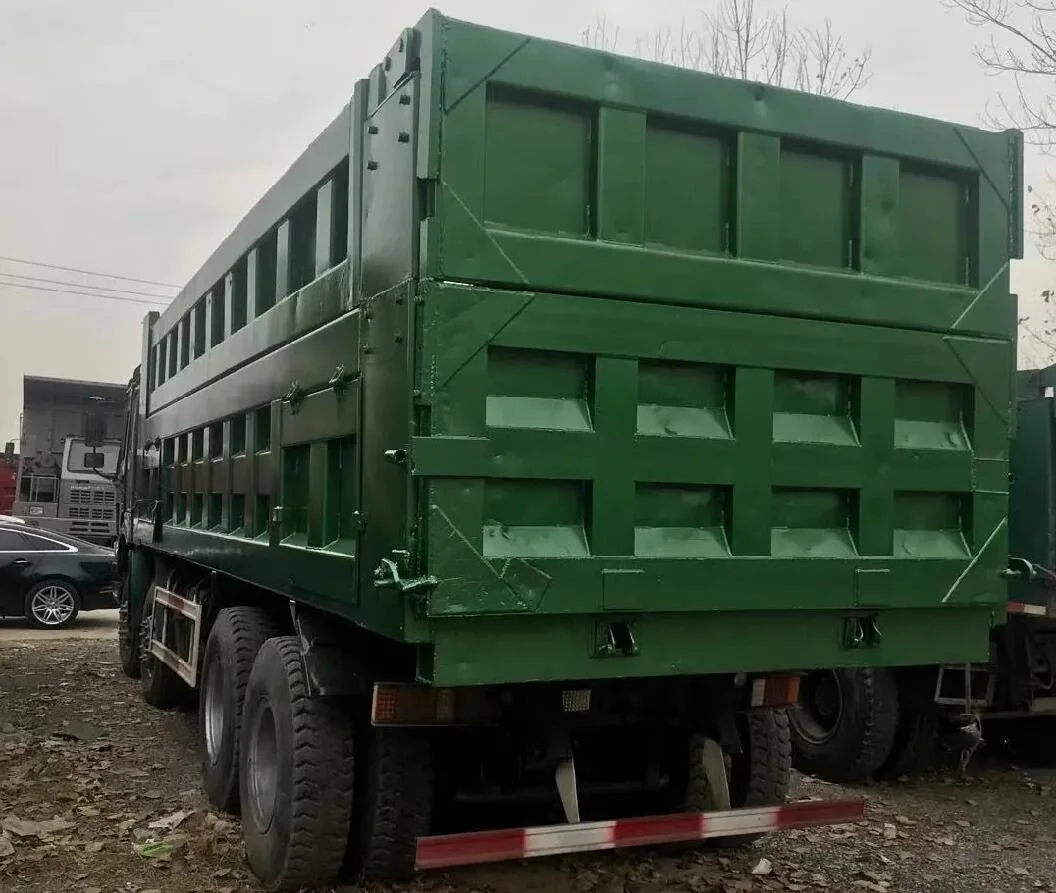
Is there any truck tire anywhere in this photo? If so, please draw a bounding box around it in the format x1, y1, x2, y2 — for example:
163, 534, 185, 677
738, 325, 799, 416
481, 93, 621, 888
789, 668, 898, 783
344, 725, 434, 883
199, 606, 282, 814
118, 581, 140, 679
683, 709, 791, 846
728, 709, 793, 809
240, 637, 355, 892
138, 586, 186, 709
875, 669, 939, 780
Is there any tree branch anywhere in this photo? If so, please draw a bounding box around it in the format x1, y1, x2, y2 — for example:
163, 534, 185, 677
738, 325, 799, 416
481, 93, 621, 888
582, 0, 872, 99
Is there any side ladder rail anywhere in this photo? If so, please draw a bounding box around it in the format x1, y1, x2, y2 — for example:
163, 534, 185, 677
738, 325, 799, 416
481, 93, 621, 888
415, 798, 866, 871
148, 586, 203, 686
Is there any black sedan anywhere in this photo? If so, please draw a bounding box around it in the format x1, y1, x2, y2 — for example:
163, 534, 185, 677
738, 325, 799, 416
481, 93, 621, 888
0, 521, 117, 629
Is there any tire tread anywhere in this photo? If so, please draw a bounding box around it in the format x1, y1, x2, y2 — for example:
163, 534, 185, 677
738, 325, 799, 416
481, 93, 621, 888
790, 668, 899, 784
350, 727, 433, 883
118, 589, 140, 679
138, 586, 187, 709
199, 606, 282, 813
242, 636, 355, 891
876, 669, 939, 780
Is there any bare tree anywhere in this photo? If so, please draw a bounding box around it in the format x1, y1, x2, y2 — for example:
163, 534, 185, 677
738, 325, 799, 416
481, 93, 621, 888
948, 0, 1056, 248
582, 0, 872, 100
947, 1, 1056, 361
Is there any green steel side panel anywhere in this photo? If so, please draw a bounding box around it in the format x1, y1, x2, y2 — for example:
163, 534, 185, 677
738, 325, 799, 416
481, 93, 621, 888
417, 14, 1022, 339
1019, 364, 1056, 399
425, 608, 995, 687
1009, 396, 1056, 570
150, 104, 355, 345
412, 281, 1009, 674
135, 296, 367, 622
149, 263, 349, 415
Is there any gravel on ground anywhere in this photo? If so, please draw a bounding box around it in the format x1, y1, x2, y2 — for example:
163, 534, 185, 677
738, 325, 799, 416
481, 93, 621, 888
1, 635, 1055, 893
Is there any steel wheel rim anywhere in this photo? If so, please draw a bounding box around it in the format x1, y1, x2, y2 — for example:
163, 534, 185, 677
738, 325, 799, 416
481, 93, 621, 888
790, 670, 844, 745
30, 585, 76, 627
247, 701, 279, 832
203, 652, 225, 763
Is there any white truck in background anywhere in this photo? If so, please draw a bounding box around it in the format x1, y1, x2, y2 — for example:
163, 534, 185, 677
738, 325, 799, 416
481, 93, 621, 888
12, 375, 126, 545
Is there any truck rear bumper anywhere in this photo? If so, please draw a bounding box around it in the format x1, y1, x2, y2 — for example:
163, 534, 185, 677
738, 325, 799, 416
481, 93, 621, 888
415, 798, 865, 870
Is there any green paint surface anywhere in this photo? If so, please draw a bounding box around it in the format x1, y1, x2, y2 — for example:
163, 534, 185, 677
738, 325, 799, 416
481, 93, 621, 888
129, 11, 1022, 686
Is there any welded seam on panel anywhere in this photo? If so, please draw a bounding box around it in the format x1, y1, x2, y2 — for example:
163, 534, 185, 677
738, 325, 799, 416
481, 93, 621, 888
949, 262, 1009, 331
443, 37, 532, 112
433, 504, 491, 566
955, 127, 1010, 212
443, 184, 530, 284
943, 335, 1010, 425
941, 517, 1007, 604
433, 293, 536, 392
430, 504, 551, 610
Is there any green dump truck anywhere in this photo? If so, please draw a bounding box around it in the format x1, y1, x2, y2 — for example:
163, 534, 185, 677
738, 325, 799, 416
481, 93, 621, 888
984, 365, 1056, 760
114, 10, 1022, 890
787, 365, 1056, 782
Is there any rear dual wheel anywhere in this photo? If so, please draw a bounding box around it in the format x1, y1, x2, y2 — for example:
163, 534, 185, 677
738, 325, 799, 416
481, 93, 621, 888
198, 607, 281, 813
789, 668, 899, 783
117, 580, 140, 679
875, 668, 940, 780
682, 709, 792, 846
239, 636, 434, 891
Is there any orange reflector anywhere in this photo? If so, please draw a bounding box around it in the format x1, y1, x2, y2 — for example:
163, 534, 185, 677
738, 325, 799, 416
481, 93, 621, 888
371, 684, 456, 726
750, 676, 801, 709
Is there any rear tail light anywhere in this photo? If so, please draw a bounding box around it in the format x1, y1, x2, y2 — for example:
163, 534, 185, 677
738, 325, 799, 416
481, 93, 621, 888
371, 683, 500, 726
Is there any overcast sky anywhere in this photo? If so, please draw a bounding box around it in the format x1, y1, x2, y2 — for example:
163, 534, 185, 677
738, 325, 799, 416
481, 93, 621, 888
0, 0, 1049, 442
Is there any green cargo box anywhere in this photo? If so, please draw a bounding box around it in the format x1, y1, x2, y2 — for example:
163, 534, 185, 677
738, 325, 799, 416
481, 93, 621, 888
132, 10, 1021, 687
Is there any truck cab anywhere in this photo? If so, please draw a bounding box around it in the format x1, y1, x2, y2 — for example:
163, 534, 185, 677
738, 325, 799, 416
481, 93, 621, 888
14, 436, 120, 545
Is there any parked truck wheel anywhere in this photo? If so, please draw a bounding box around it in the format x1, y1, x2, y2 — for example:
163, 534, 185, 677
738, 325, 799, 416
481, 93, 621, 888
138, 585, 186, 709
240, 636, 355, 891
343, 725, 434, 883
683, 709, 791, 846
729, 709, 793, 808
875, 668, 939, 780
789, 668, 898, 783
199, 606, 282, 814
117, 581, 140, 679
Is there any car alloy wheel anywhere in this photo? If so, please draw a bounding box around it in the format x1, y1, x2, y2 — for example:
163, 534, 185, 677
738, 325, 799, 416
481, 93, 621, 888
30, 584, 78, 627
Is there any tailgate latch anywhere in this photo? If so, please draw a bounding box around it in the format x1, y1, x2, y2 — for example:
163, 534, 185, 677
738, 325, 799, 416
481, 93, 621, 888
843, 615, 881, 650
374, 550, 438, 597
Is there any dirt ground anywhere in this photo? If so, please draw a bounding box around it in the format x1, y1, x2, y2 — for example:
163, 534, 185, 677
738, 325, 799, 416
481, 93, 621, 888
0, 611, 119, 643
2, 632, 1056, 893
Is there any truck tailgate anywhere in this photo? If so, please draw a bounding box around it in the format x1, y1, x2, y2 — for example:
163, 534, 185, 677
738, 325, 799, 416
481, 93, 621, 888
407, 14, 1020, 685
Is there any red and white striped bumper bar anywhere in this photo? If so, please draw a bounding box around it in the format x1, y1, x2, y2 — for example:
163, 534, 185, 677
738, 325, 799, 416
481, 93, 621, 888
1008, 601, 1050, 618
415, 798, 865, 871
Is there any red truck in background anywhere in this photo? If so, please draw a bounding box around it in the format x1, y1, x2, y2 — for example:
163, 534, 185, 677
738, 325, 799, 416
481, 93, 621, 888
0, 443, 18, 516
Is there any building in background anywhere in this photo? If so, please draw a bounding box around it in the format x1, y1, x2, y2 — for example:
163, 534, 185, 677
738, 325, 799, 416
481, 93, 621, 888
12, 375, 126, 543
